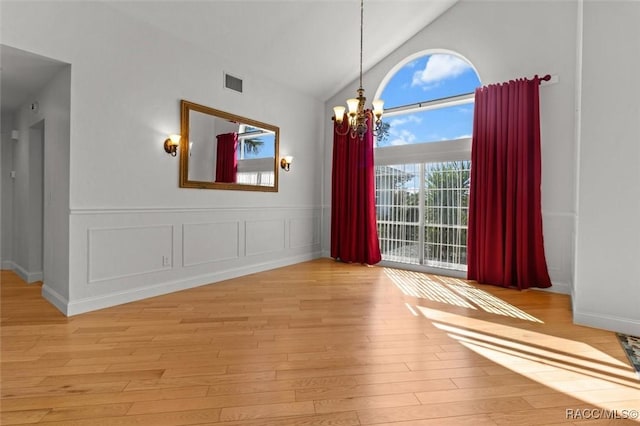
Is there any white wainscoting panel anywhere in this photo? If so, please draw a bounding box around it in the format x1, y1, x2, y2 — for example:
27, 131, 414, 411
245, 219, 285, 256
88, 225, 173, 283
62, 207, 322, 316
182, 221, 240, 267
289, 216, 320, 249
541, 212, 574, 294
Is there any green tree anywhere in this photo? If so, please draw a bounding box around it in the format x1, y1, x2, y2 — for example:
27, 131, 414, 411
375, 121, 391, 147
242, 138, 264, 155
423, 161, 471, 266
376, 166, 418, 255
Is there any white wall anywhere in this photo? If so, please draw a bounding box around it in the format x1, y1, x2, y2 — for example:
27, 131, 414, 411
574, 1, 640, 335
6, 67, 71, 299
1, 113, 15, 268
324, 0, 578, 294
10, 104, 40, 281
27, 122, 44, 278
1, 1, 324, 315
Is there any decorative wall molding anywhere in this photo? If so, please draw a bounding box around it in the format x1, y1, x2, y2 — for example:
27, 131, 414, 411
64, 252, 322, 316
58, 206, 323, 315
245, 219, 285, 256
182, 221, 240, 267
540, 214, 574, 293
87, 225, 174, 283
70, 205, 322, 215
289, 216, 321, 249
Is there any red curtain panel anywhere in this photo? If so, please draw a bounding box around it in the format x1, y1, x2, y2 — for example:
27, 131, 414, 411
331, 113, 382, 265
467, 76, 551, 289
215, 132, 238, 183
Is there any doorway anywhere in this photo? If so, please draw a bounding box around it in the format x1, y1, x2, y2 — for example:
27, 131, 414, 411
28, 120, 45, 283
1, 45, 70, 298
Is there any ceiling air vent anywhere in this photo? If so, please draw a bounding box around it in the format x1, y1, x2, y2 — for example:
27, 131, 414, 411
224, 73, 243, 93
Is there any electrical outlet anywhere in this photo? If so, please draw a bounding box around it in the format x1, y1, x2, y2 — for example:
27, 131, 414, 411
162, 256, 171, 267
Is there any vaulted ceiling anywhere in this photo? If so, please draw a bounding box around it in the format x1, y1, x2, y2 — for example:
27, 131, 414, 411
1, 1, 457, 113
105, 1, 457, 100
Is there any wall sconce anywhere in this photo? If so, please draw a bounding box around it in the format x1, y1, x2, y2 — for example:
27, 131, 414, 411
11, 130, 19, 141
164, 134, 181, 157
280, 156, 293, 172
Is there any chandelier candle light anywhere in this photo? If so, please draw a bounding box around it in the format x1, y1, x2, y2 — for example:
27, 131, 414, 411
333, 0, 384, 139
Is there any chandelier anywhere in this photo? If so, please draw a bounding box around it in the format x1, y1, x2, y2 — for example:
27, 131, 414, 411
332, 0, 383, 140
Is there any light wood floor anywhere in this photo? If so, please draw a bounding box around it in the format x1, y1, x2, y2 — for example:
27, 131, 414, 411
1, 259, 639, 425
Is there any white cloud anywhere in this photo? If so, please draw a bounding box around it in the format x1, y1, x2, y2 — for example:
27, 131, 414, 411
386, 114, 421, 145
389, 129, 417, 146
405, 59, 419, 68
411, 54, 472, 88
389, 138, 407, 146
389, 115, 421, 127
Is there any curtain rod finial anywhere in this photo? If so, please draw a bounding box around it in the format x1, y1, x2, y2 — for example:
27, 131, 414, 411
538, 74, 558, 85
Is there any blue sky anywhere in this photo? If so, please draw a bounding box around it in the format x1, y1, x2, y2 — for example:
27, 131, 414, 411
379, 54, 481, 146
242, 54, 481, 158
237, 131, 275, 159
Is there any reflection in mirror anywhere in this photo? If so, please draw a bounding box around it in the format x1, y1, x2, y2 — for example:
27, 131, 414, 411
179, 100, 279, 191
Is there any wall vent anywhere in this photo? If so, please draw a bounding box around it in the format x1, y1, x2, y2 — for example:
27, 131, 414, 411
224, 73, 243, 93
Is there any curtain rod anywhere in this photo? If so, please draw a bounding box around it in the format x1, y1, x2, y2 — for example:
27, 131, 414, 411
538, 74, 559, 85
538, 74, 551, 84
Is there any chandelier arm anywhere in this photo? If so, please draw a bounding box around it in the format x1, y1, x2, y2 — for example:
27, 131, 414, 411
334, 122, 351, 137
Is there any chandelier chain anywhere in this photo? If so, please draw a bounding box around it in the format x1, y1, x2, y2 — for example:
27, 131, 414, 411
359, 0, 364, 90
331, 0, 383, 140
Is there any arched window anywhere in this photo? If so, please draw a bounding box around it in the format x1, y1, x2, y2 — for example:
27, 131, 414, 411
375, 52, 481, 275
377, 52, 480, 146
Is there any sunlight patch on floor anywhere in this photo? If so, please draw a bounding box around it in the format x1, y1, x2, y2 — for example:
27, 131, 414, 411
416, 305, 640, 412
385, 268, 475, 308
404, 302, 419, 316
385, 268, 542, 322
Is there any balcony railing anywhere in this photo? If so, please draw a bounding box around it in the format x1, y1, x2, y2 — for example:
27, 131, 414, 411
376, 161, 470, 272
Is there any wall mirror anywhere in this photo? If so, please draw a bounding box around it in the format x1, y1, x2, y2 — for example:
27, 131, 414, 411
179, 99, 279, 191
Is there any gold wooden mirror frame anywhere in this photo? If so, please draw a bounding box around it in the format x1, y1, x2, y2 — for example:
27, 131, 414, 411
179, 100, 279, 192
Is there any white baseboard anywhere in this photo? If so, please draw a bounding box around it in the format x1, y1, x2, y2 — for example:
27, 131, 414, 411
1, 260, 15, 270
534, 280, 572, 295
12, 263, 27, 281
9, 262, 43, 283
64, 252, 323, 316
42, 284, 70, 316
29, 271, 43, 282
573, 310, 640, 336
